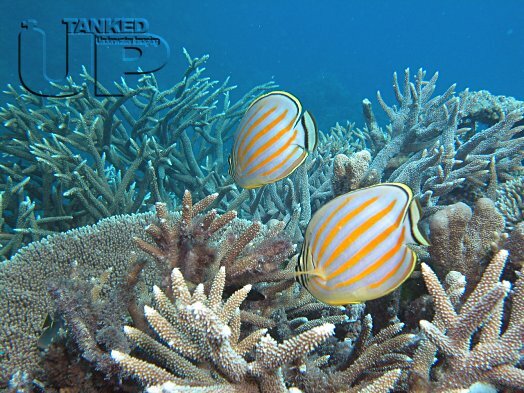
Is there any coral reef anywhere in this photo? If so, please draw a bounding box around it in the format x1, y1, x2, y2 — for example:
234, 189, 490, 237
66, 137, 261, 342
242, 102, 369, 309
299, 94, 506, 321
411, 250, 524, 392
459, 89, 524, 126
290, 314, 414, 393
428, 197, 505, 290
112, 266, 335, 392
0, 50, 276, 259
111, 266, 413, 393
0, 192, 296, 389
0, 192, 414, 393
0, 51, 365, 256
134, 191, 294, 296
0, 209, 154, 387
332, 150, 371, 196
1, 60, 523, 393
334, 69, 524, 210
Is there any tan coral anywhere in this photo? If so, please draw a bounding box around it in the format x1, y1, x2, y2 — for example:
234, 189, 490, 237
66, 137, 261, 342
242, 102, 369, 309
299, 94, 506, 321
290, 313, 414, 393
428, 197, 505, 291
328, 315, 413, 392
332, 150, 372, 196
111, 266, 335, 392
0, 192, 294, 386
411, 250, 524, 392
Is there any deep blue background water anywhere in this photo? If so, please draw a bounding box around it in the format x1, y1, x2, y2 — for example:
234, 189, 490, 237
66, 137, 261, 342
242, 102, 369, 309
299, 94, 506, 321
1, 0, 523, 130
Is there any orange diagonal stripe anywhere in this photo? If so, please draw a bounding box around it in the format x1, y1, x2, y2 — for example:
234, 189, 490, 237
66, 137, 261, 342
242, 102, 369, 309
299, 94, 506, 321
237, 105, 276, 165
333, 227, 405, 289
244, 112, 293, 168
369, 246, 411, 289
260, 146, 305, 177
317, 196, 378, 266
322, 197, 392, 271
235, 103, 267, 152
326, 199, 401, 279
311, 197, 351, 258
245, 129, 297, 176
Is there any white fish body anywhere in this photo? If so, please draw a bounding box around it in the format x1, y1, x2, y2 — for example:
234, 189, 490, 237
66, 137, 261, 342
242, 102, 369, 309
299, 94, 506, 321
296, 183, 428, 305
229, 91, 317, 189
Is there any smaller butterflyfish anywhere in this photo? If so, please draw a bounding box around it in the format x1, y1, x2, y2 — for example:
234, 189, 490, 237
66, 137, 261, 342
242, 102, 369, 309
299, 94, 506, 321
228, 91, 318, 189
295, 183, 429, 305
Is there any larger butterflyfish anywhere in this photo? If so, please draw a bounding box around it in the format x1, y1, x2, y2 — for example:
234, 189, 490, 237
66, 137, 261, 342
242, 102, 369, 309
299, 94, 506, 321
228, 91, 318, 189
296, 183, 429, 305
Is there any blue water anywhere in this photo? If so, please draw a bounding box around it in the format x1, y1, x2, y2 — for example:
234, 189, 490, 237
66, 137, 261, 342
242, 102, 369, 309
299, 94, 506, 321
1, 0, 523, 130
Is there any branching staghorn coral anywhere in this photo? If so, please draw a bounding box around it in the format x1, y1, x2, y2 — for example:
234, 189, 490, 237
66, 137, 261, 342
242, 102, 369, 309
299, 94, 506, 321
134, 190, 296, 326
289, 314, 415, 393
0, 49, 368, 254
0, 192, 294, 389
273, 286, 351, 338
1, 189, 416, 393
0, 50, 276, 258
410, 250, 524, 392
334, 68, 524, 209
0, 177, 73, 259
112, 268, 411, 393
2, 60, 524, 393
111, 266, 335, 392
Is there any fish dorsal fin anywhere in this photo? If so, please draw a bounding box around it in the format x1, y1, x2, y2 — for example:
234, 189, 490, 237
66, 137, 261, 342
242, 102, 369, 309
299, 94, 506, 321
301, 110, 318, 152
249, 90, 302, 117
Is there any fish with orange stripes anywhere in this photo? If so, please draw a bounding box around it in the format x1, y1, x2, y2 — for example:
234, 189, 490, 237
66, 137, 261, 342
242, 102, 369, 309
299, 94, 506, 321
228, 91, 318, 189
295, 183, 429, 305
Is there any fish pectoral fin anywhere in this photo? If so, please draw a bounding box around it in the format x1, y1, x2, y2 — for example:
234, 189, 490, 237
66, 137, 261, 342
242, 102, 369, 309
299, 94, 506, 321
405, 242, 425, 253
290, 142, 306, 151
294, 268, 327, 281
